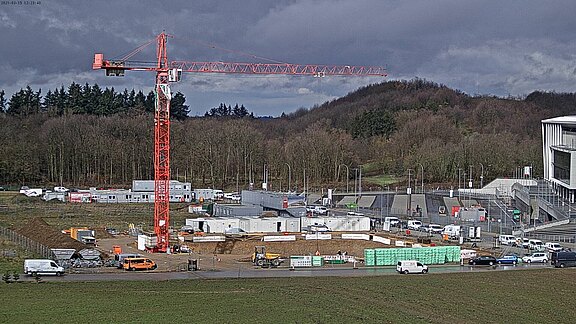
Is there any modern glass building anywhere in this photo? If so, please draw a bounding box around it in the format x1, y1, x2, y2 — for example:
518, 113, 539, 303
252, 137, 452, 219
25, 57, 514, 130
542, 116, 576, 203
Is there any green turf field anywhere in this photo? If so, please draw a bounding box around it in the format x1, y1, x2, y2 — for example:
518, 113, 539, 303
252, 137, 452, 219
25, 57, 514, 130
0, 268, 574, 323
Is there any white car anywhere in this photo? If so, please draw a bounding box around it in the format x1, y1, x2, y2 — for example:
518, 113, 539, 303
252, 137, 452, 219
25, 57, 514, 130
522, 252, 548, 263
304, 224, 330, 233
427, 224, 443, 234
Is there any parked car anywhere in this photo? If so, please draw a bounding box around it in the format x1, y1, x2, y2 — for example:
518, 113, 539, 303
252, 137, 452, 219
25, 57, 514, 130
224, 227, 248, 236
427, 224, 443, 234
545, 242, 562, 252
497, 255, 520, 265
468, 255, 497, 266
517, 238, 530, 249
419, 224, 430, 232
303, 224, 330, 233
522, 252, 548, 263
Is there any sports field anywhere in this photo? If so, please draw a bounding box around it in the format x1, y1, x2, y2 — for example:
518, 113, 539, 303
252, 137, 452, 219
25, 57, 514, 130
0, 268, 574, 323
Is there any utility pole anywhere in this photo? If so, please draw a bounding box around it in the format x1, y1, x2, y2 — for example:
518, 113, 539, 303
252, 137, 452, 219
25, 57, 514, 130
407, 169, 413, 217
479, 163, 484, 188
284, 163, 291, 193
418, 163, 424, 194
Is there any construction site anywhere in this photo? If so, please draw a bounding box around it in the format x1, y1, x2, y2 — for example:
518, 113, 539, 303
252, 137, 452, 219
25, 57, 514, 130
2, 32, 576, 278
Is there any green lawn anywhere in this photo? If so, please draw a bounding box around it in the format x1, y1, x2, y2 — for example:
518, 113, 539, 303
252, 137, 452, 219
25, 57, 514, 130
0, 269, 574, 323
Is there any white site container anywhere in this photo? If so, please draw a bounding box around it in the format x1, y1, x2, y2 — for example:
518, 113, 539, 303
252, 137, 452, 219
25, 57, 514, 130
290, 255, 312, 268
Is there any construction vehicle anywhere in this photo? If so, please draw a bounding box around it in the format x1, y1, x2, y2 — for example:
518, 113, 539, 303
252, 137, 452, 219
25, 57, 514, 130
252, 246, 283, 268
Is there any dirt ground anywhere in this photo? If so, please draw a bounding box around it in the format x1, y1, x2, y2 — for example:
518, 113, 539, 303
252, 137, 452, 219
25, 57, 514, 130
95, 232, 423, 272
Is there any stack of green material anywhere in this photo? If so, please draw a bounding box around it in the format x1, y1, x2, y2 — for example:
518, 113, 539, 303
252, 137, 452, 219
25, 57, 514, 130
312, 256, 324, 267
364, 249, 375, 266
364, 246, 462, 266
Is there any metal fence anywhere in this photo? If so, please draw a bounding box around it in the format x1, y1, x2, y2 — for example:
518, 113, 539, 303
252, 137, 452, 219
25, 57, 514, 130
524, 233, 576, 244
0, 226, 55, 259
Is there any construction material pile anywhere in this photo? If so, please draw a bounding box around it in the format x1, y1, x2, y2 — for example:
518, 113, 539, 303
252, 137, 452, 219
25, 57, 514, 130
15, 218, 86, 250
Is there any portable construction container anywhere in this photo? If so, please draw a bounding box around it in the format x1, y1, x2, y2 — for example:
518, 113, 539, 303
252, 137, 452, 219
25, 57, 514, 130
290, 256, 312, 268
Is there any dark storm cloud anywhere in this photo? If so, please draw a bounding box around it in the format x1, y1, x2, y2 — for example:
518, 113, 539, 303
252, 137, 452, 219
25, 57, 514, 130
1, 0, 576, 116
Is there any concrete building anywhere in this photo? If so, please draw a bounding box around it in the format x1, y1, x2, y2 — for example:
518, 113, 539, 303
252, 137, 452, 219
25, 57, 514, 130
542, 116, 576, 203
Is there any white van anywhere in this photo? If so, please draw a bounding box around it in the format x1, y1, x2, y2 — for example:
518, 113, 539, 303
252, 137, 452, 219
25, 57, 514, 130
384, 217, 400, 226
528, 239, 544, 251
498, 235, 517, 246
24, 259, 65, 276
407, 220, 422, 230
442, 225, 461, 238
396, 260, 428, 274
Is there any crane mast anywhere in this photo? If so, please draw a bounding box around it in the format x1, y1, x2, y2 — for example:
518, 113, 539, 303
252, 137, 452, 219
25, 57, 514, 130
153, 33, 171, 252
93, 32, 386, 253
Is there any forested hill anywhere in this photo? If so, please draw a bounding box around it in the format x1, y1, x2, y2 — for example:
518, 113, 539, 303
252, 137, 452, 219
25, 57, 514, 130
1, 79, 575, 190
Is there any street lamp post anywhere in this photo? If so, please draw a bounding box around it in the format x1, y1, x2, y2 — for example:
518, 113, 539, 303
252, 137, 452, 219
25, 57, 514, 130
340, 164, 350, 193
407, 169, 414, 217
284, 163, 291, 193
458, 168, 462, 201
418, 163, 424, 194
359, 166, 362, 198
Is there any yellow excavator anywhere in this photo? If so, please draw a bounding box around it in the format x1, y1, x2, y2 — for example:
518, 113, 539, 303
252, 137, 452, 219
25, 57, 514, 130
251, 246, 283, 268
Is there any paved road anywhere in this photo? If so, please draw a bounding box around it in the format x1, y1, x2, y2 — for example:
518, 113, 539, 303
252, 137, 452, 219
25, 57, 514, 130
21, 262, 551, 282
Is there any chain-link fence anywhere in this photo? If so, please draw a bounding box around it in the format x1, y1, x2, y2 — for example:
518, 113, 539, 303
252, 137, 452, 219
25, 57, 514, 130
0, 226, 55, 259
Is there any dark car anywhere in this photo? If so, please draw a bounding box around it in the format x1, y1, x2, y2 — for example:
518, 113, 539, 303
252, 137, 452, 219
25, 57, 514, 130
468, 255, 497, 266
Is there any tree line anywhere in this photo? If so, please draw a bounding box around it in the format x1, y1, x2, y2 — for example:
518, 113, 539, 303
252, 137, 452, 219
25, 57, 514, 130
1, 79, 575, 191
1, 83, 190, 120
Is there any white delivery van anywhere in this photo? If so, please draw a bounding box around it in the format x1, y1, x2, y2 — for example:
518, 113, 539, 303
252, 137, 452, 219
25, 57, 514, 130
407, 220, 422, 230
396, 260, 428, 274
442, 225, 461, 238
24, 259, 65, 276
498, 235, 517, 246
528, 239, 544, 251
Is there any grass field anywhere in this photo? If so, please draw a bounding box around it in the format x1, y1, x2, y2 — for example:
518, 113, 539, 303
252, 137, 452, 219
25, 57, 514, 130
0, 269, 574, 323
0, 191, 191, 231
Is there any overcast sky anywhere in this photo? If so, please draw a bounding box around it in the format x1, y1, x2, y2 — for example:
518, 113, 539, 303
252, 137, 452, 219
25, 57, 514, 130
1, 0, 575, 116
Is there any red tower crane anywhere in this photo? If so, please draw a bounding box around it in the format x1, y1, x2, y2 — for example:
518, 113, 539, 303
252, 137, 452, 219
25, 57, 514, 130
93, 32, 386, 252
